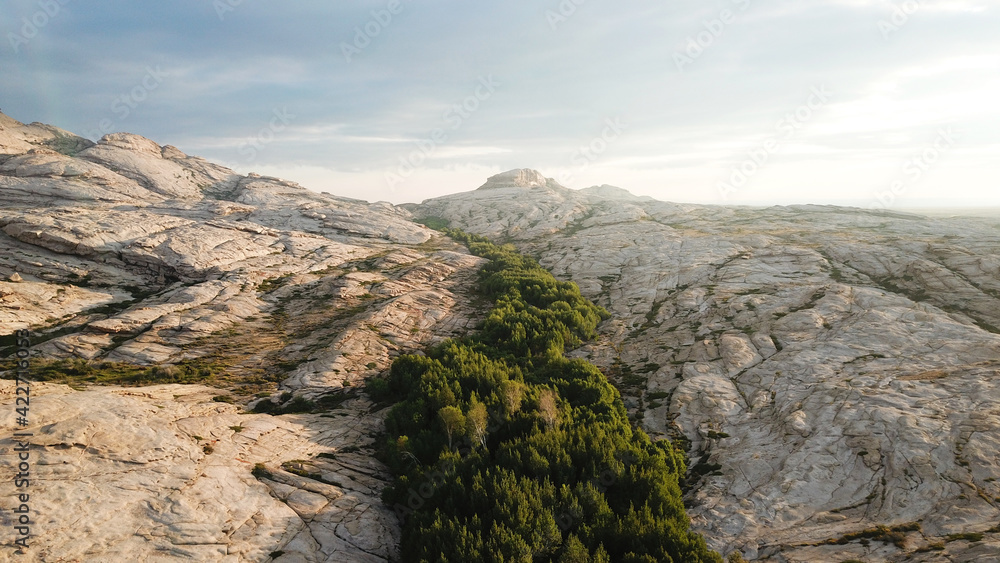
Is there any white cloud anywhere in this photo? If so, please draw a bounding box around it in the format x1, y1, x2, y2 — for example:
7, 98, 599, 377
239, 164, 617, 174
4, 1, 999, 209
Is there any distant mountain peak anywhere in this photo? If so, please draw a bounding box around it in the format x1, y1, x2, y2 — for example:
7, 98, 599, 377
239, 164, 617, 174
579, 184, 651, 201
477, 168, 559, 191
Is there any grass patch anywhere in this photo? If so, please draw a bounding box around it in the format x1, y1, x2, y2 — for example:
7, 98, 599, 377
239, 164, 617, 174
638, 362, 662, 374
945, 532, 984, 542
915, 542, 946, 553
0, 286, 161, 357
254, 388, 359, 415
417, 216, 451, 231
823, 522, 920, 549
258, 274, 294, 293
1, 358, 226, 386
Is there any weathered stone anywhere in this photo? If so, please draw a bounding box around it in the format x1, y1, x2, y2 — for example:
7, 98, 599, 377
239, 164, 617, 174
417, 169, 1000, 560
5, 107, 1000, 561
0, 111, 485, 562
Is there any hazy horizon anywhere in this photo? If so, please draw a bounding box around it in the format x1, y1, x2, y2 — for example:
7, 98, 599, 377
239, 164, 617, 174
3, 1, 998, 209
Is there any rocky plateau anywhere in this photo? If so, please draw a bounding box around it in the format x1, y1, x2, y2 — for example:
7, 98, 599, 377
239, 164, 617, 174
1, 111, 999, 562
414, 169, 1000, 562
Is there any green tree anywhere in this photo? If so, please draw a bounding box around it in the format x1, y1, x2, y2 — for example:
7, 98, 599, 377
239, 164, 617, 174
439, 406, 466, 451
466, 398, 489, 449
378, 229, 722, 563
500, 378, 524, 416
559, 535, 590, 563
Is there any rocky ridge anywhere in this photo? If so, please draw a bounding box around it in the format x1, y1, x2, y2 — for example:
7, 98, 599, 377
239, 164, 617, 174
415, 170, 1000, 562
0, 113, 487, 562
3, 110, 999, 562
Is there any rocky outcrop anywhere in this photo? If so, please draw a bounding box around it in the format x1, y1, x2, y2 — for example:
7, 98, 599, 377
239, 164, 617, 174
0, 381, 398, 562
475, 168, 552, 190
4, 107, 999, 562
0, 112, 485, 562
416, 170, 1000, 561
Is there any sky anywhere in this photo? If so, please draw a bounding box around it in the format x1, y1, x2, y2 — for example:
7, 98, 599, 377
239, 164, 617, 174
2, 0, 998, 208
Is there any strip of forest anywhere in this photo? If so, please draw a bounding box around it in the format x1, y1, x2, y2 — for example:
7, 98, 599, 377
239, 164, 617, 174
370, 229, 721, 563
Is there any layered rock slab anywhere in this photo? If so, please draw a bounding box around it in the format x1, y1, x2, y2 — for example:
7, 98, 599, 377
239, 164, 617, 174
0, 382, 396, 562
0, 112, 485, 562
416, 170, 1000, 561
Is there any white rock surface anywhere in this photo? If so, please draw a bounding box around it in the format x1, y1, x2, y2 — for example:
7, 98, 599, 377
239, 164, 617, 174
0, 382, 398, 562
417, 170, 1000, 561
0, 112, 486, 562
6, 108, 1000, 562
